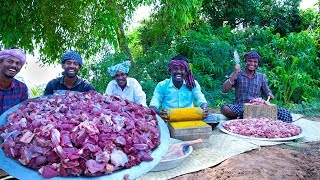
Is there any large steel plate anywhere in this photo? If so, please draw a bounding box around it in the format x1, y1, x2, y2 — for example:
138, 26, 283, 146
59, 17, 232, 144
0, 100, 170, 179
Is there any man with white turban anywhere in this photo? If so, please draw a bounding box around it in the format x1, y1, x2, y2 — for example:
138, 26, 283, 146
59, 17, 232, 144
105, 60, 147, 107
44, 50, 95, 95
0, 48, 28, 115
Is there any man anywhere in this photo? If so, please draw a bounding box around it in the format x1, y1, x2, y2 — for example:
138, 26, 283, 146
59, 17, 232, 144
220, 50, 292, 122
44, 50, 95, 95
0, 48, 28, 116
105, 60, 147, 107
149, 55, 208, 120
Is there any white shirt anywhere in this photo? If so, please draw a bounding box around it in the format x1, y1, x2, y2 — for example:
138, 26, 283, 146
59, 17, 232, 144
105, 77, 147, 107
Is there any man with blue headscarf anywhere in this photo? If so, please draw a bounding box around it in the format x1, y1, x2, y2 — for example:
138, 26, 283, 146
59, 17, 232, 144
0, 48, 28, 115
44, 50, 95, 95
105, 60, 147, 107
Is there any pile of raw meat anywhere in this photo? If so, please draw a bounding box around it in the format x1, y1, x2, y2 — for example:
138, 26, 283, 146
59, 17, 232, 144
0, 91, 160, 178
223, 118, 301, 138
249, 98, 270, 105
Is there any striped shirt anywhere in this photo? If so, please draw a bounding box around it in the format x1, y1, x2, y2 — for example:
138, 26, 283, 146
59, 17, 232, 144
0, 79, 28, 115
233, 70, 272, 104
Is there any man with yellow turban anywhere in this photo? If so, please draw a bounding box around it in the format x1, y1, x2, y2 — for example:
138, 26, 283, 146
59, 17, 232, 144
0, 48, 28, 115
106, 60, 147, 107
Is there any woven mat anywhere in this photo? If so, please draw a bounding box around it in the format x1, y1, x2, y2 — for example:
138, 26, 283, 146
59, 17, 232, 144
140, 115, 320, 180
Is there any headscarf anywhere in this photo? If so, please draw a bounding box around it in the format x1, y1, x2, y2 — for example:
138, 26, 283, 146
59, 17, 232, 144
107, 60, 131, 77
168, 55, 195, 91
244, 50, 261, 62
0, 49, 26, 66
61, 50, 83, 67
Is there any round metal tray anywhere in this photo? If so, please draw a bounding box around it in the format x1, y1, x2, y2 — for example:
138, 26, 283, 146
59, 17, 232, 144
0, 101, 170, 180
218, 120, 304, 142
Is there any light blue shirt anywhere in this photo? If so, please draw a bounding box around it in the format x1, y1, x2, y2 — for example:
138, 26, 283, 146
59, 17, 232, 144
149, 78, 207, 110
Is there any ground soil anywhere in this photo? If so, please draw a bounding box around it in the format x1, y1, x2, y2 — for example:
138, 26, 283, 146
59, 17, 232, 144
172, 114, 320, 180
172, 141, 320, 180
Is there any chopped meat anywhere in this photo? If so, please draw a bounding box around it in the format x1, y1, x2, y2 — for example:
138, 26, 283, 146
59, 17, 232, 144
223, 118, 301, 138
0, 91, 160, 178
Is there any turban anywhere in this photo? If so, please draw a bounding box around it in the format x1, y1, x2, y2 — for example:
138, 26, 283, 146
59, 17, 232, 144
168, 55, 196, 91
244, 50, 261, 61
107, 61, 131, 77
0, 49, 26, 66
61, 50, 83, 67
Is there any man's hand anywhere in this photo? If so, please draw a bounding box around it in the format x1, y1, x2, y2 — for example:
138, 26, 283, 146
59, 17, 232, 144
268, 94, 275, 100
159, 109, 169, 121
202, 108, 209, 119
234, 64, 241, 74
201, 103, 209, 119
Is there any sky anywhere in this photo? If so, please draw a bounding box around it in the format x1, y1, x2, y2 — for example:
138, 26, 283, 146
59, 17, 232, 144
16, 0, 318, 88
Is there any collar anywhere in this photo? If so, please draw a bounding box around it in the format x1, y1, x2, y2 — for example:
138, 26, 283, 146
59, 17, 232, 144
0, 79, 15, 91
59, 76, 81, 88
241, 69, 257, 78
169, 78, 186, 88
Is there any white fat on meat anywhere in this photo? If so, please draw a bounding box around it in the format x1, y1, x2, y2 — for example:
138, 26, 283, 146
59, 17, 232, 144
110, 149, 129, 167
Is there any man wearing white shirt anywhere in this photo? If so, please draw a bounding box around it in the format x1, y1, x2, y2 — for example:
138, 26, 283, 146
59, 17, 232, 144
105, 61, 147, 107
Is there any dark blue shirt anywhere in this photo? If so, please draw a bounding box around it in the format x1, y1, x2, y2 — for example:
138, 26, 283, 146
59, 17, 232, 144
44, 76, 95, 96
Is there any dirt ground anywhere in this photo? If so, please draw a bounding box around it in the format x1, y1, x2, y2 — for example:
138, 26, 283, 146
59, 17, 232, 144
173, 140, 320, 180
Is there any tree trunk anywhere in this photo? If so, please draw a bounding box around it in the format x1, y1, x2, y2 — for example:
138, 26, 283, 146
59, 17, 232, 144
116, 23, 134, 67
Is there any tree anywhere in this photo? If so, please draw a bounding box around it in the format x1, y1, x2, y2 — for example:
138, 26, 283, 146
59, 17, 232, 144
0, 0, 151, 64
200, 0, 303, 35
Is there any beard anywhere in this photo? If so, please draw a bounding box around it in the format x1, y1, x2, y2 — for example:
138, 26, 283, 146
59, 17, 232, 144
64, 69, 78, 78
4, 73, 15, 79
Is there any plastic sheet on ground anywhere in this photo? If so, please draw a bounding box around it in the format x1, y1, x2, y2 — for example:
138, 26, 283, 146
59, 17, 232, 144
140, 115, 320, 180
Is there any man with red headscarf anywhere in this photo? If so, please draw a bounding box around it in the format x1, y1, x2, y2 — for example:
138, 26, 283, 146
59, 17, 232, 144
149, 54, 208, 120
0, 48, 28, 116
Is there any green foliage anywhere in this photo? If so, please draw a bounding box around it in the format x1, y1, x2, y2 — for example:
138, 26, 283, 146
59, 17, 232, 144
289, 98, 320, 118
0, 0, 153, 64
200, 0, 303, 36
78, 52, 128, 93
29, 85, 45, 98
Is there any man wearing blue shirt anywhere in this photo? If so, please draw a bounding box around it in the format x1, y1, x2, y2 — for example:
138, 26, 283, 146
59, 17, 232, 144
149, 55, 208, 120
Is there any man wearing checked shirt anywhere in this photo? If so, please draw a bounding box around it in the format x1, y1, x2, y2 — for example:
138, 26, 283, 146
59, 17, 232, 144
220, 50, 292, 122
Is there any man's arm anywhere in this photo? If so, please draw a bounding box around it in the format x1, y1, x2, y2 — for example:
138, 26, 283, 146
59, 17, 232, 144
44, 80, 54, 96
132, 79, 147, 107
261, 74, 274, 100
83, 80, 96, 92
149, 82, 169, 120
192, 81, 209, 119
222, 64, 241, 93
149, 106, 169, 120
